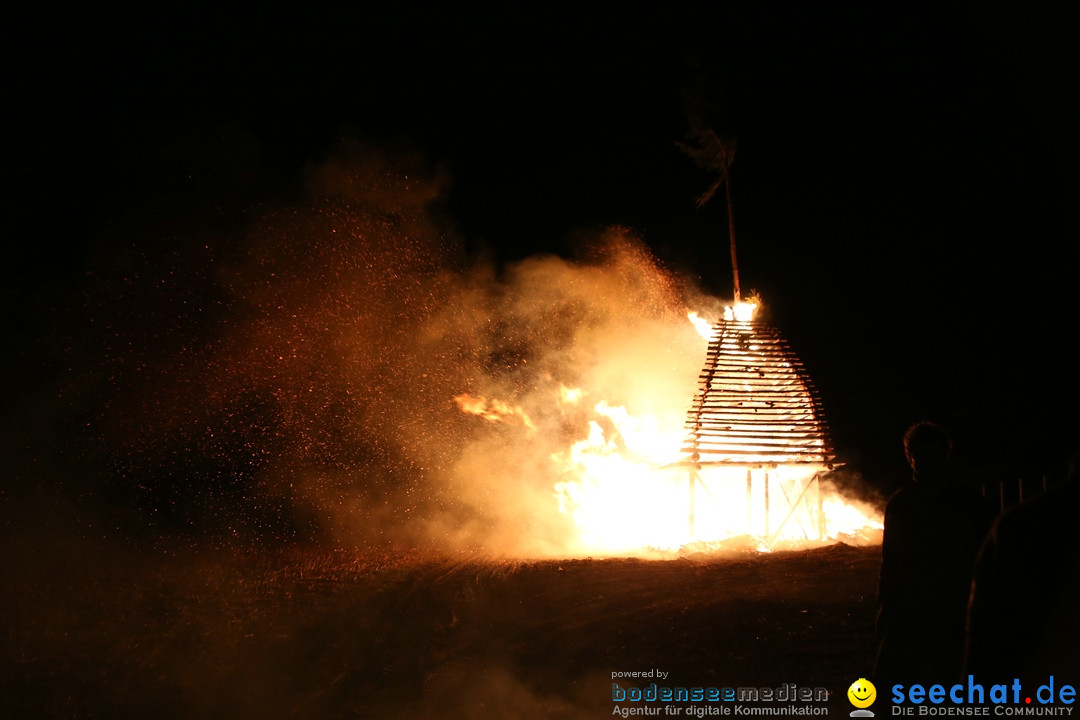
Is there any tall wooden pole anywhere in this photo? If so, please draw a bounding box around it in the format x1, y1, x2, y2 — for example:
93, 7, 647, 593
722, 156, 740, 305
682, 126, 742, 305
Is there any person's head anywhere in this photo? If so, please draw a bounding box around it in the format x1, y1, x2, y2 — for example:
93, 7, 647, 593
903, 421, 952, 482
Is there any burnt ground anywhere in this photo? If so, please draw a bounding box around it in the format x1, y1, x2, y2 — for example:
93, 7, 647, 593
1, 540, 882, 719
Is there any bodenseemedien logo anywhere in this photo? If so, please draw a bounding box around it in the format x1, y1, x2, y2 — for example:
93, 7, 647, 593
609, 672, 830, 716
849, 678, 877, 717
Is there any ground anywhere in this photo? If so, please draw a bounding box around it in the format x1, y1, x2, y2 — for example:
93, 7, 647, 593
2, 541, 882, 719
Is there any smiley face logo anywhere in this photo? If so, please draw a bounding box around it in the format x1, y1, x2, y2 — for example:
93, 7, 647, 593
847, 678, 876, 709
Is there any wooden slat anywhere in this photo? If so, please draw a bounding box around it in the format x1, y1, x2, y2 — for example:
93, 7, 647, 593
688, 429, 827, 440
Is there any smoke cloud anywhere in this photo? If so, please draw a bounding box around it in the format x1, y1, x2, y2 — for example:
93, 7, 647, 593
45, 135, 718, 558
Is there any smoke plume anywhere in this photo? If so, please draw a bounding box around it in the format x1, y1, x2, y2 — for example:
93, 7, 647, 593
47, 135, 714, 557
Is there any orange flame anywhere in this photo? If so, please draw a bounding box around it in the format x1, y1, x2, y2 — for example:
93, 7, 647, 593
724, 301, 758, 322
687, 311, 713, 341
455, 309, 883, 556
454, 393, 536, 434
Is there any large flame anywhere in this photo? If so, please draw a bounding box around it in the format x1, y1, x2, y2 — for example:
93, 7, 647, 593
458, 304, 883, 557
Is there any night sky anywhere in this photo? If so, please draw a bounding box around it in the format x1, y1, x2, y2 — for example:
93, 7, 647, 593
6, 3, 1078, 515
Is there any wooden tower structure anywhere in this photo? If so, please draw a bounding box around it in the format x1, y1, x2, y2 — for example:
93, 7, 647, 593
679, 313, 836, 543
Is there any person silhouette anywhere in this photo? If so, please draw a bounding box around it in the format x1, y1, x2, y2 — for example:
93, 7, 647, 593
964, 447, 1080, 685
874, 421, 995, 689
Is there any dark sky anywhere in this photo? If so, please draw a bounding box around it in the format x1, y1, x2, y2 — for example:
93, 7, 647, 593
7, 4, 1079, 490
